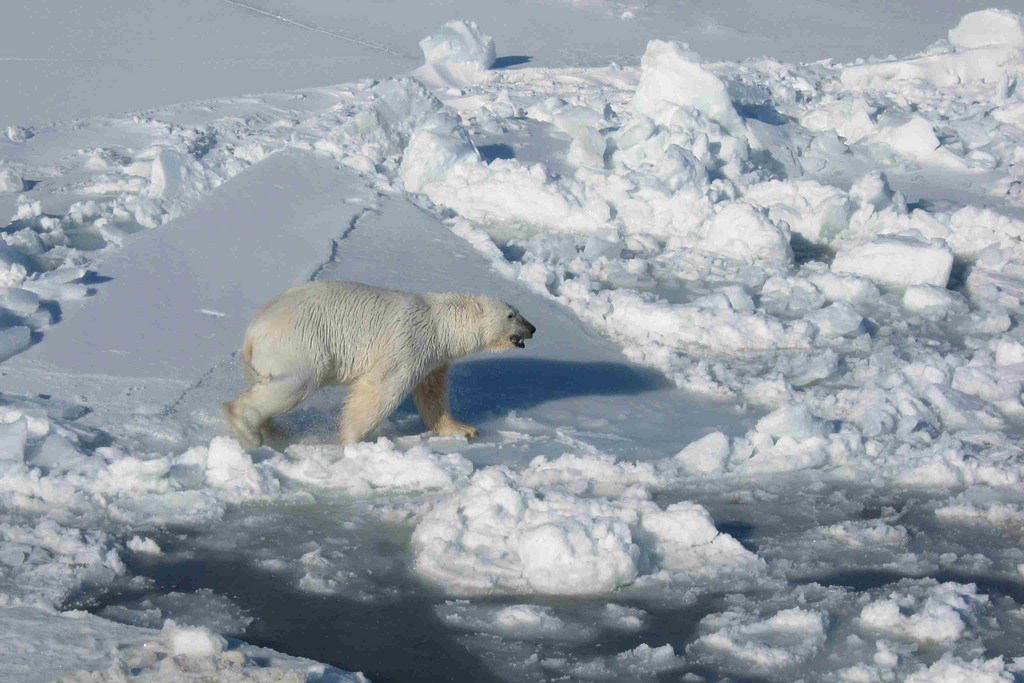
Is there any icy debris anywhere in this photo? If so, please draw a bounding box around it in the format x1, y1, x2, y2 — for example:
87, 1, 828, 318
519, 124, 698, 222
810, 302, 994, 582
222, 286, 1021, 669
546, 642, 684, 679
0, 326, 31, 363
0, 519, 125, 607
841, 21, 1024, 91
935, 500, 1024, 527
639, 501, 763, 576
411, 467, 761, 595
601, 603, 647, 631
820, 520, 909, 548
126, 536, 162, 555
860, 581, 987, 645
633, 40, 746, 135
5, 126, 32, 142
744, 179, 850, 244
948, 9, 1024, 50
166, 621, 228, 657
906, 655, 1014, 683
804, 302, 864, 337
701, 203, 793, 265
527, 97, 608, 144
571, 288, 812, 361
874, 116, 966, 169
274, 438, 473, 495
0, 286, 40, 316
201, 437, 280, 501
831, 235, 954, 287
518, 451, 660, 496
755, 405, 829, 441
689, 607, 828, 672
148, 148, 208, 201
612, 643, 684, 675
801, 96, 876, 144
399, 116, 478, 192
436, 602, 593, 641
412, 468, 641, 595
0, 167, 25, 193
674, 431, 731, 475
675, 405, 867, 476
318, 77, 458, 174
849, 170, 902, 215
902, 284, 965, 318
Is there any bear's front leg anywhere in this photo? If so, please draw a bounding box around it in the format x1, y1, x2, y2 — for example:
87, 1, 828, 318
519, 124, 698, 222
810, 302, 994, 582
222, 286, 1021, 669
413, 364, 478, 439
339, 372, 411, 444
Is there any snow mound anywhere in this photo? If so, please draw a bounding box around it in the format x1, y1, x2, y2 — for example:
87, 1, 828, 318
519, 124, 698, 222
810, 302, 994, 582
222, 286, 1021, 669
201, 437, 281, 502
412, 468, 640, 595
399, 116, 479, 193
948, 9, 1024, 50
831, 235, 954, 287
859, 581, 987, 645
0, 167, 25, 193
690, 607, 828, 672
419, 20, 496, 73
633, 40, 745, 135
906, 655, 1013, 683
411, 467, 761, 595
701, 203, 793, 265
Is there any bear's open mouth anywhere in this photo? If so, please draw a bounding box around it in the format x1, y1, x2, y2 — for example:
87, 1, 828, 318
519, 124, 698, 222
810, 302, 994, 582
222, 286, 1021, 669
510, 335, 526, 348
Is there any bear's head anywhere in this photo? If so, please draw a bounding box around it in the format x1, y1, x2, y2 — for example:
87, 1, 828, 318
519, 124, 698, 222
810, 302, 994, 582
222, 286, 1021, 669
477, 297, 537, 352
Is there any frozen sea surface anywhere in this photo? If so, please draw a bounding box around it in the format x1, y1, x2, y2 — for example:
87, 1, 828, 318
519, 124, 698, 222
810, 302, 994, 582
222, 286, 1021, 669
4, 3, 1024, 682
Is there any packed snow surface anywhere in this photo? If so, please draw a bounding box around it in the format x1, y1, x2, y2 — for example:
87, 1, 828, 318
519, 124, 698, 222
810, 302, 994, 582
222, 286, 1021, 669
4, 4, 1024, 682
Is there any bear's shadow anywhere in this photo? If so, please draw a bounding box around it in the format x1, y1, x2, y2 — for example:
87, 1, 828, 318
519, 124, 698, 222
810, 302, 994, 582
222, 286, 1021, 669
272, 358, 671, 443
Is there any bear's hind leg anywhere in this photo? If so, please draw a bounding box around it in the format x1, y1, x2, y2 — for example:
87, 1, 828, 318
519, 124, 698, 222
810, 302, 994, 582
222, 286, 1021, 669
223, 373, 314, 448
413, 364, 478, 439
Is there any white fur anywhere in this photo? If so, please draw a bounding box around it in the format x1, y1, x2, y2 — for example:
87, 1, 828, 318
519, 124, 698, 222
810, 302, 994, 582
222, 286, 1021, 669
223, 281, 534, 447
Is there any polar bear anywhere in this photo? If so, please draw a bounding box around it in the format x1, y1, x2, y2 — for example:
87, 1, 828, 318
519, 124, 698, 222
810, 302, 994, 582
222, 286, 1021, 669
223, 281, 536, 448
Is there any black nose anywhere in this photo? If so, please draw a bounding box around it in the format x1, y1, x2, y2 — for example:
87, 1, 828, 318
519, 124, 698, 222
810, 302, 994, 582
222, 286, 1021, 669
526, 321, 537, 335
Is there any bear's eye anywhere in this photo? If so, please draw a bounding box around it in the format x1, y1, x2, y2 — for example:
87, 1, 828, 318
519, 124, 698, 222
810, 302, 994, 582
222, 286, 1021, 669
507, 312, 515, 319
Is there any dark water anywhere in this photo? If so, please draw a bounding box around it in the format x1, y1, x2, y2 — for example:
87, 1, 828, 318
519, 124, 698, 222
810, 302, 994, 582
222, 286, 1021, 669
69, 539, 732, 683
75, 548, 502, 683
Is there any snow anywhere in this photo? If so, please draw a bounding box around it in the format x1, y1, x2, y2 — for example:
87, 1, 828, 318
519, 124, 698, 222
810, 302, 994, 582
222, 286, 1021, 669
5, 2, 1024, 681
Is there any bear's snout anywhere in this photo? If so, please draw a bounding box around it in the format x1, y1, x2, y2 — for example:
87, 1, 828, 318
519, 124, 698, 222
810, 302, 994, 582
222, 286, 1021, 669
510, 316, 536, 348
